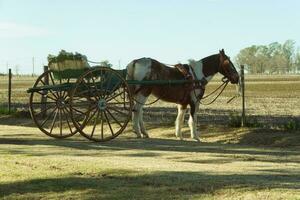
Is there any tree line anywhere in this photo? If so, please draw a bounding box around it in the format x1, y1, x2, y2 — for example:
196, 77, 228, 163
235, 40, 300, 74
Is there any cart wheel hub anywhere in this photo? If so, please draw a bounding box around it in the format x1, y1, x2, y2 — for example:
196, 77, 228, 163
98, 99, 107, 111
57, 98, 66, 109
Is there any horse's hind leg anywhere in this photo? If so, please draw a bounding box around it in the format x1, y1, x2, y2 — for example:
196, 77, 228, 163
132, 93, 148, 138
188, 101, 200, 142
139, 108, 149, 138
175, 104, 187, 140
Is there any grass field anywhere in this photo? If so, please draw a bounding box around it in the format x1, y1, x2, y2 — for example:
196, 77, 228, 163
0, 74, 300, 199
0, 115, 300, 200
1, 74, 299, 126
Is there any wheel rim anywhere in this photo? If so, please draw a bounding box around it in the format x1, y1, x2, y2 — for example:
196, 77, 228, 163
70, 67, 133, 142
29, 70, 78, 138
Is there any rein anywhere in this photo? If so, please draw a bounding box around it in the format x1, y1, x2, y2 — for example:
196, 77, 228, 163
198, 77, 229, 105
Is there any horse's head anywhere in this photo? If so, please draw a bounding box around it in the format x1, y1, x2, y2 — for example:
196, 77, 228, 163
218, 49, 239, 84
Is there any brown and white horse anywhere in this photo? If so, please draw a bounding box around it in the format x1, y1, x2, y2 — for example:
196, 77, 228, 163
126, 49, 239, 141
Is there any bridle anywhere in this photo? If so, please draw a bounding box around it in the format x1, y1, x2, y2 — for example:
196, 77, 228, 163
219, 55, 235, 82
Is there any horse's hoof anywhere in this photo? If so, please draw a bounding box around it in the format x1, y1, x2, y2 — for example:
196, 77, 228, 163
193, 137, 201, 142
136, 135, 142, 138
143, 134, 149, 138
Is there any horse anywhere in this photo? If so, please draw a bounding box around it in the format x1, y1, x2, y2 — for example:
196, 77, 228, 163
126, 49, 239, 141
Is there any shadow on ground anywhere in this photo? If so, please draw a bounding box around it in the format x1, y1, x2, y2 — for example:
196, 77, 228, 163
0, 128, 299, 164
0, 169, 299, 199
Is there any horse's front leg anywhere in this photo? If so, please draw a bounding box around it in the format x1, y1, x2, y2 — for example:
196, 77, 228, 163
188, 101, 200, 142
175, 104, 187, 140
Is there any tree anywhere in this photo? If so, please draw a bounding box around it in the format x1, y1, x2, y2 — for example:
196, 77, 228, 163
282, 40, 295, 73
14, 65, 19, 76
294, 50, 300, 73
235, 40, 298, 74
236, 45, 259, 74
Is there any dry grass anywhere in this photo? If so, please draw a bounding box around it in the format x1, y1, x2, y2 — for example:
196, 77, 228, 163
0, 115, 300, 199
1, 74, 300, 129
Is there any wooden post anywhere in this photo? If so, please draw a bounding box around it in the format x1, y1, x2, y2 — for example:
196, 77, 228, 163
241, 65, 245, 127
41, 66, 49, 117
8, 68, 12, 114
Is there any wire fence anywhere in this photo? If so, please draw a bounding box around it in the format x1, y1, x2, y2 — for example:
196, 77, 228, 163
1, 66, 300, 129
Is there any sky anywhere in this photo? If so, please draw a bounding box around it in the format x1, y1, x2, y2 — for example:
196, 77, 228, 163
0, 0, 300, 74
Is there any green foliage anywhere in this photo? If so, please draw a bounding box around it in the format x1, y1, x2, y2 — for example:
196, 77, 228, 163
283, 118, 300, 131
228, 113, 242, 127
228, 114, 261, 128
236, 40, 299, 74
0, 106, 17, 115
99, 60, 113, 68
47, 50, 88, 64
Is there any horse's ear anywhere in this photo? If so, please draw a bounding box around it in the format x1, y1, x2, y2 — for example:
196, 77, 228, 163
219, 49, 224, 55
219, 49, 225, 59
221, 49, 225, 55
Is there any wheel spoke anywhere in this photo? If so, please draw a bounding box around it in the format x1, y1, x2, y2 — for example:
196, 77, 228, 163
100, 111, 104, 139
106, 90, 125, 102
107, 106, 128, 117
40, 107, 57, 127
107, 101, 131, 105
105, 82, 121, 99
36, 91, 57, 102
62, 108, 74, 134
49, 72, 56, 86
91, 76, 102, 98
31, 102, 57, 105
40, 80, 59, 98
59, 108, 62, 136
83, 108, 98, 127
106, 108, 122, 127
103, 72, 114, 98
91, 111, 100, 138
49, 109, 59, 134
34, 105, 56, 117
104, 110, 114, 136
71, 106, 88, 115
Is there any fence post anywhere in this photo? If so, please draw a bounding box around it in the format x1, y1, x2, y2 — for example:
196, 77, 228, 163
241, 65, 245, 127
8, 68, 12, 114
41, 66, 49, 117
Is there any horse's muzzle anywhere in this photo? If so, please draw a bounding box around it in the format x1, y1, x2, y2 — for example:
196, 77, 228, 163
230, 74, 240, 84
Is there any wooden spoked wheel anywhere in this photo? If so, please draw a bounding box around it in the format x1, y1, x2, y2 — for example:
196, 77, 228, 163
70, 67, 133, 142
29, 70, 78, 138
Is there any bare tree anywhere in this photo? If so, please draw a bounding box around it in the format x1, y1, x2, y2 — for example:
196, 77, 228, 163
14, 65, 20, 76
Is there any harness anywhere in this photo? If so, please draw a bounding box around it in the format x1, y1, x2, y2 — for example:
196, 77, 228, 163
175, 64, 207, 104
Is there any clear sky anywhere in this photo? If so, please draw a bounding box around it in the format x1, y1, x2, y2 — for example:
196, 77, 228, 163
0, 0, 299, 74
